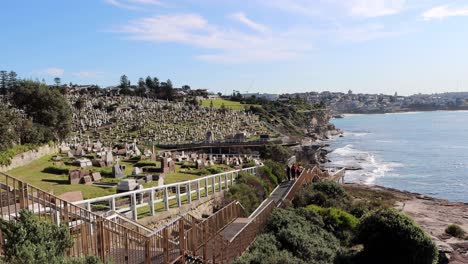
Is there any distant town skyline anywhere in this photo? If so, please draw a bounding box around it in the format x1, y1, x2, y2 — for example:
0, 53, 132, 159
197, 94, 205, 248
2, 0, 468, 96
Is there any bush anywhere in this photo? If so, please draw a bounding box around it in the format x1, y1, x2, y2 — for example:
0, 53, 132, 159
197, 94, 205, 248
134, 161, 157, 167
264, 160, 286, 182
237, 172, 270, 199
0, 144, 38, 166
0, 210, 73, 264
258, 166, 278, 187
264, 208, 342, 263
293, 181, 351, 209
226, 183, 260, 215
233, 234, 304, 264
306, 205, 358, 243
207, 167, 224, 174
445, 224, 465, 239
43, 166, 70, 175
356, 208, 438, 264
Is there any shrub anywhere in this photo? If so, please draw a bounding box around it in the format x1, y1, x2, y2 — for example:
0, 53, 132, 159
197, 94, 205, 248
0, 144, 38, 166
356, 208, 438, 264
237, 172, 270, 199
258, 166, 278, 186
0, 210, 73, 264
264, 160, 286, 182
265, 208, 341, 263
233, 234, 304, 264
306, 205, 358, 243
207, 167, 224, 174
445, 224, 465, 239
134, 161, 157, 167
293, 181, 351, 209
226, 183, 260, 215
43, 166, 70, 175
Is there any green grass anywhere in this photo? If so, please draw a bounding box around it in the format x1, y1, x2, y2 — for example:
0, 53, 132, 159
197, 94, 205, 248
6, 155, 235, 200
6, 155, 116, 199
200, 99, 259, 110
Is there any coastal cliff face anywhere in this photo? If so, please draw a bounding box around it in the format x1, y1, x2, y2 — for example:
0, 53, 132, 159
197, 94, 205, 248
306, 110, 340, 140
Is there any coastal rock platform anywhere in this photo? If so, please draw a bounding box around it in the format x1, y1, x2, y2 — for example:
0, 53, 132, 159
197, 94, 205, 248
346, 184, 468, 264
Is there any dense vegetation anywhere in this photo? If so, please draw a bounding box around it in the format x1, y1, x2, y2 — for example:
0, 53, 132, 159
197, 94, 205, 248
0, 79, 72, 165
236, 181, 439, 264
240, 96, 325, 137
0, 210, 100, 264
226, 160, 285, 215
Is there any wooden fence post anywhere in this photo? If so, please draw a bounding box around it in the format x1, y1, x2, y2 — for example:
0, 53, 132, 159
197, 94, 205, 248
179, 219, 185, 260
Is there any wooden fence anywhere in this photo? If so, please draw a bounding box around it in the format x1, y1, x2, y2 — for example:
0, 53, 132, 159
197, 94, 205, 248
0, 165, 326, 263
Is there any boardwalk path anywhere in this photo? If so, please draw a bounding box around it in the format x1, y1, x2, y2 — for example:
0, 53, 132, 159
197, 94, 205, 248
220, 180, 295, 241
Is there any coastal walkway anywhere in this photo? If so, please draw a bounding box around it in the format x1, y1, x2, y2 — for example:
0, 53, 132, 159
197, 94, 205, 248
0, 166, 334, 264
219, 180, 294, 241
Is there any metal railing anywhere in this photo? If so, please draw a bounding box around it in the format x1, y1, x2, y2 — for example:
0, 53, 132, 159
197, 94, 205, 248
73, 166, 260, 221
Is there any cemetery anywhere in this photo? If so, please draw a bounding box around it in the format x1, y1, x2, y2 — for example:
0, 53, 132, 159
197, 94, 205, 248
7, 139, 261, 201
67, 94, 276, 148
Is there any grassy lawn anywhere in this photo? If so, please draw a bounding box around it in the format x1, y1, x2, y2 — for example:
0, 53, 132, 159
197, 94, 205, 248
6, 155, 116, 199
201, 99, 258, 110
6, 155, 235, 200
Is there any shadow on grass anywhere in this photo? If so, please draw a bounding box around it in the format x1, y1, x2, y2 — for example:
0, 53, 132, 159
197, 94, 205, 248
42, 179, 69, 185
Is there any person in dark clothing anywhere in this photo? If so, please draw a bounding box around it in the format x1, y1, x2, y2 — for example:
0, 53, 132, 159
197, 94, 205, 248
291, 164, 296, 180
295, 166, 301, 178
286, 165, 291, 181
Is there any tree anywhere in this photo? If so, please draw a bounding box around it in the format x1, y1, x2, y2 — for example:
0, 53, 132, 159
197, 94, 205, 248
74, 98, 86, 117
135, 77, 147, 97
8, 71, 18, 90
54, 77, 61, 87
0, 70, 7, 95
182, 85, 191, 90
119, 74, 130, 89
356, 208, 438, 264
0, 104, 20, 151
11, 80, 73, 141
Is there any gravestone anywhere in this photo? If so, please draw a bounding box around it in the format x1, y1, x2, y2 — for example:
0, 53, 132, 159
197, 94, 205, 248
68, 170, 81, 185
161, 158, 175, 174
92, 160, 106, 167
132, 167, 142, 176
112, 164, 125, 178
117, 179, 138, 192
91, 172, 102, 182
81, 175, 93, 185
196, 159, 205, 170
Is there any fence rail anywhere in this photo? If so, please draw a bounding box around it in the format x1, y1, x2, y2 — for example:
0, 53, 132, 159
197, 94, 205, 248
0, 164, 326, 263
74, 166, 259, 221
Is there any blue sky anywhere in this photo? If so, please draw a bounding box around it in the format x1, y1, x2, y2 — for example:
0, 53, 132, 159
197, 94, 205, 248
2, 0, 468, 95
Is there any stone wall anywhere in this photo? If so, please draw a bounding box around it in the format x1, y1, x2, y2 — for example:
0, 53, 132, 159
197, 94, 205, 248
0, 144, 58, 172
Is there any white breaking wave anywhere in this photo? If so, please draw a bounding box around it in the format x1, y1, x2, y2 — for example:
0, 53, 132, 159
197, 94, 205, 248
331, 144, 403, 185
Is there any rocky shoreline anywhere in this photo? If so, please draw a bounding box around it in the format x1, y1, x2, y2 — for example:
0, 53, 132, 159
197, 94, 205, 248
345, 184, 468, 264
309, 124, 468, 263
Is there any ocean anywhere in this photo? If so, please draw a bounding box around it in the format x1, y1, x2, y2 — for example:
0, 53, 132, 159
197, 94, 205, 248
328, 111, 468, 202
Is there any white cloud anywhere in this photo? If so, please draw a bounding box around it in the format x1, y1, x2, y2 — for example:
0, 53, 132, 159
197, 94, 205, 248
104, 0, 165, 10
336, 23, 407, 42
116, 13, 312, 63
422, 5, 468, 20
37, 67, 64, 76
104, 0, 140, 10
346, 0, 406, 17
72, 71, 103, 78
263, 0, 406, 18
129, 0, 164, 5
229, 12, 269, 33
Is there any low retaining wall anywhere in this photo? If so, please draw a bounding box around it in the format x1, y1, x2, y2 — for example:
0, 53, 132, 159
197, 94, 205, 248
0, 144, 58, 172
